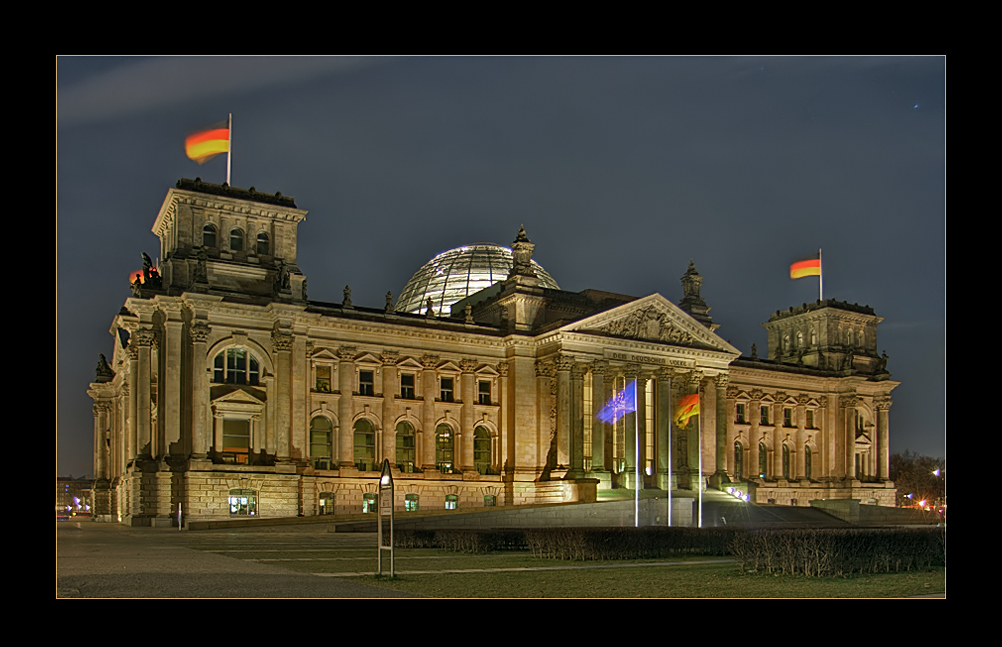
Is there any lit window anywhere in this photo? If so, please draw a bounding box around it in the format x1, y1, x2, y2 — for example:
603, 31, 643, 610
758, 442, 768, 479
310, 417, 333, 470
202, 224, 217, 248
359, 370, 374, 396
222, 419, 250, 464
396, 422, 415, 472
478, 380, 491, 405
213, 348, 260, 386
400, 374, 415, 399
230, 228, 243, 252
405, 494, 419, 512
354, 420, 375, 470
474, 426, 491, 474
484, 495, 496, 507
445, 494, 458, 510
229, 488, 257, 516
315, 365, 331, 393
440, 377, 454, 402
256, 232, 269, 255
319, 492, 335, 515
436, 424, 454, 473
362, 493, 377, 513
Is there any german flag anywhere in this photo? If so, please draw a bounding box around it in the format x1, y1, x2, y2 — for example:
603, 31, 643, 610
185, 120, 230, 165
790, 254, 822, 279
676, 393, 699, 427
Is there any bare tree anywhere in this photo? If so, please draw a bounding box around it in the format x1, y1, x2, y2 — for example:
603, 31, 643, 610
889, 451, 945, 508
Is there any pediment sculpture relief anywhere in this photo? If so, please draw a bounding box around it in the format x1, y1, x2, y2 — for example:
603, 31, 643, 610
588, 306, 696, 346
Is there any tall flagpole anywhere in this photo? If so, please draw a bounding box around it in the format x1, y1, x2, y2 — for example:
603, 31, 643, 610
635, 379, 640, 528
818, 248, 823, 302
226, 113, 232, 186
698, 384, 703, 529
667, 377, 672, 527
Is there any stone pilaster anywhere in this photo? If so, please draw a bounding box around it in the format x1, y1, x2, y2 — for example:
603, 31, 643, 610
189, 321, 210, 457
709, 374, 729, 488
876, 395, 892, 480
460, 358, 478, 472
161, 306, 184, 457
590, 361, 609, 473
133, 327, 155, 459
381, 351, 399, 470
796, 394, 809, 481
338, 346, 357, 468
93, 402, 110, 479
555, 354, 574, 470
568, 361, 586, 478
656, 368, 672, 490
496, 361, 511, 476
773, 391, 787, 481
272, 329, 294, 460
748, 389, 762, 482
840, 393, 859, 480
420, 355, 439, 471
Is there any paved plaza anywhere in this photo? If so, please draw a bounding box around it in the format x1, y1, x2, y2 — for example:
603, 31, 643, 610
56, 520, 421, 598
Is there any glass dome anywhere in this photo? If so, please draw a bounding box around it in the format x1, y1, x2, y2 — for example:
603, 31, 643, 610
395, 243, 559, 315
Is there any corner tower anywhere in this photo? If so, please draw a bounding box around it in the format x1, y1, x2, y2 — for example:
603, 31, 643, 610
148, 178, 309, 301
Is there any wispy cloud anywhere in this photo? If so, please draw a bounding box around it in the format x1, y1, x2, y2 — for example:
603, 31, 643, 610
57, 56, 393, 128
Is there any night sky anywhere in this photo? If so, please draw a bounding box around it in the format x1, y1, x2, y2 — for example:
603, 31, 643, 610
56, 56, 945, 478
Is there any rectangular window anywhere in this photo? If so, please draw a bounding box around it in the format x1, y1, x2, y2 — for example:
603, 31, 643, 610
806, 410, 814, 429
784, 408, 793, 427
736, 403, 746, 424
222, 419, 250, 464
316, 365, 331, 393
440, 377, 454, 402
359, 370, 374, 396
760, 406, 769, 425
400, 374, 415, 399
478, 380, 491, 405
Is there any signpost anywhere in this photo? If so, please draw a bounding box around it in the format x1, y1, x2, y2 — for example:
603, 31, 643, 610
377, 459, 394, 577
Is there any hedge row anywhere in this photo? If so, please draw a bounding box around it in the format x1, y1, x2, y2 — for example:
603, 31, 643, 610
394, 529, 528, 553
729, 527, 946, 577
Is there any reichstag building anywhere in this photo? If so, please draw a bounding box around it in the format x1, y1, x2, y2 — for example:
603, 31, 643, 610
88, 179, 899, 525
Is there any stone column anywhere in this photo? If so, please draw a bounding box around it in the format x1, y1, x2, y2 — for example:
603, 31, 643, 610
656, 368, 672, 490
460, 358, 478, 472
381, 351, 399, 469
190, 322, 210, 458
773, 393, 786, 480
796, 394, 809, 480
420, 355, 439, 471
623, 364, 639, 489
636, 371, 648, 487
569, 362, 586, 478
876, 395, 892, 480
748, 390, 762, 482
337, 346, 357, 468
840, 394, 858, 480
555, 354, 573, 469
133, 327, 155, 459
590, 361, 609, 473
162, 306, 184, 457
714, 374, 728, 482
497, 361, 510, 476
604, 371, 616, 474
93, 402, 110, 480
290, 335, 308, 463
724, 386, 739, 479
536, 360, 554, 476
273, 329, 294, 460
687, 371, 703, 491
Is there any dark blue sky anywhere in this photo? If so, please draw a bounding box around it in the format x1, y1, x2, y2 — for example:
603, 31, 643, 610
57, 56, 945, 477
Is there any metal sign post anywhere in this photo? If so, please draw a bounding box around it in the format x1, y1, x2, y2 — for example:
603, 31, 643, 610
377, 459, 394, 577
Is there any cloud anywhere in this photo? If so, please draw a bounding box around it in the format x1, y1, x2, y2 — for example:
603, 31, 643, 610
57, 56, 393, 128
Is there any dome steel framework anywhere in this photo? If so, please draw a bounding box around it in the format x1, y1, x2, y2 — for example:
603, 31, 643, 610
395, 243, 559, 315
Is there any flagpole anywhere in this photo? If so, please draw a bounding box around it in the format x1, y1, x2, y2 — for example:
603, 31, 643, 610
667, 378, 672, 527
698, 383, 703, 529
226, 114, 232, 186
818, 248, 823, 302
635, 379, 640, 528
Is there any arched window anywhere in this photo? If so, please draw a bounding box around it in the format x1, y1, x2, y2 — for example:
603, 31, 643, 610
805, 444, 813, 481
230, 228, 243, 252
310, 417, 333, 470
474, 426, 491, 474
758, 442, 768, 479
404, 494, 419, 512
202, 223, 217, 248
256, 232, 269, 255
811, 329, 817, 345
445, 494, 458, 510
213, 348, 260, 386
353, 419, 375, 471
782, 444, 791, 480
436, 424, 454, 473
734, 442, 744, 481
396, 422, 415, 472
848, 329, 855, 348
318, 492, 335, 515
229, 488, 257, 516
797, 331, 804, 348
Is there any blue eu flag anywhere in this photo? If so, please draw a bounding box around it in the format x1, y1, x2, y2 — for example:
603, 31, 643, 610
596, 380, 637, 424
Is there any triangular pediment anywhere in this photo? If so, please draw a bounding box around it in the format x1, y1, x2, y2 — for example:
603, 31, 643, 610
565, 294, 739, 355
212, 388, 266, 407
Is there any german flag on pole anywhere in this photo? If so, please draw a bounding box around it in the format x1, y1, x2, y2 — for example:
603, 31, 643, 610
185, 120, 230, 165
675, 393, 699, 428
790, 253, 822, 279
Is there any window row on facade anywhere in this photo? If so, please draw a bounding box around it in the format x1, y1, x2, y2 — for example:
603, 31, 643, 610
735, 403, 820, 428
201, 224, 271, 255
229, 489, 496, 517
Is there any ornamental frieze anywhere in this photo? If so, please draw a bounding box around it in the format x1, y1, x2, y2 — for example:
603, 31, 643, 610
586, 306, 697, 346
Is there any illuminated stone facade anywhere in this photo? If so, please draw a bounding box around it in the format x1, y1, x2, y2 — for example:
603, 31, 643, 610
88, 180, 898, 526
